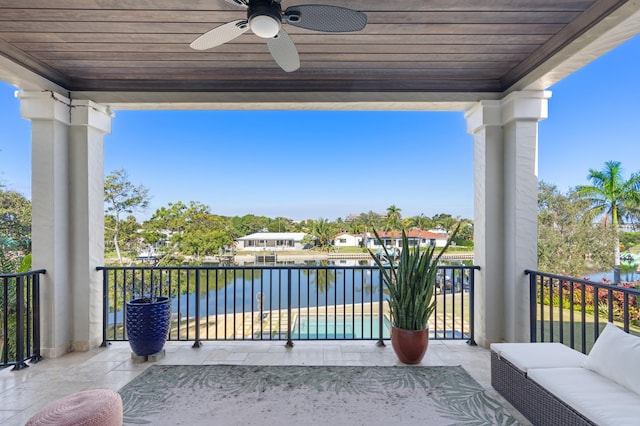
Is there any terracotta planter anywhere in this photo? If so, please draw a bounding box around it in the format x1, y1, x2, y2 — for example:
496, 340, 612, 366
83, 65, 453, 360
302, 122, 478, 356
391, 326, 429, 364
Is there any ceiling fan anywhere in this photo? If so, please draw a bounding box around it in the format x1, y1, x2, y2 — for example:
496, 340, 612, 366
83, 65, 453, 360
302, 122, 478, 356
190, 0, 368, 72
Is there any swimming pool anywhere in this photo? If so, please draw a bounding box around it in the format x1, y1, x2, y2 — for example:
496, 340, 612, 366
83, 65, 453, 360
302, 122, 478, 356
292, 314, 391, 340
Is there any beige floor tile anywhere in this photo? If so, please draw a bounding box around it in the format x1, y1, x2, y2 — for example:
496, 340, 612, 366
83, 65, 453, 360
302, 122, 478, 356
0, 339, 532, 425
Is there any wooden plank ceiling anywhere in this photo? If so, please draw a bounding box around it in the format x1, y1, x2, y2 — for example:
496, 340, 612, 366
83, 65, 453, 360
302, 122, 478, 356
0, 0, 627, 93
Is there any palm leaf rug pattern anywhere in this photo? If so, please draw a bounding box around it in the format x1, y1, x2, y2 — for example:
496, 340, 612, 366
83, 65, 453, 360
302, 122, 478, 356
119, 365, 518, 425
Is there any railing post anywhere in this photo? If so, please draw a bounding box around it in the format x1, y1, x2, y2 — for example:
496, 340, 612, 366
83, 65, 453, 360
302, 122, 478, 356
13, 276, 28, 370
466, 266, 477, 345
101, 268, 108, 347
30, 273, 42, 363
623, 293, 630, 332
569, 281, 575, 349
377, 268, 385, 347
285, 268, 294, 348
580, 283, 587, 354
1, 277, 7, 365
193, 269, 202, 348
527, 270, 537, 343
607, 289, 614, 324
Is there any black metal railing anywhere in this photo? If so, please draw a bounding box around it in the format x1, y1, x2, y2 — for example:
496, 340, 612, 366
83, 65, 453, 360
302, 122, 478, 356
0, 270, 45, 369
526, 270, 640, 354
99, 264, 478, 347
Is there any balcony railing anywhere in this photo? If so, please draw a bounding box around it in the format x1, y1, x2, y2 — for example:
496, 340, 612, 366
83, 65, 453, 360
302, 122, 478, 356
99, 264, 478, 347
0, 269, 45, 369
526, 270, 640, 353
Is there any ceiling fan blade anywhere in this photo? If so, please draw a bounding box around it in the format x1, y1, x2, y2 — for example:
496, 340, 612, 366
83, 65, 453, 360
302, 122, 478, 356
223, 0, 248, 8
284, 5, 367, 32
266, 29, 300, 72
190, 20, 249, 50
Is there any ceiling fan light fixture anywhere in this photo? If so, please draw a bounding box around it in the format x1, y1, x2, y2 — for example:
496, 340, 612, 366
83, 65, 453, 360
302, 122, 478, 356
250, 14, 281, 38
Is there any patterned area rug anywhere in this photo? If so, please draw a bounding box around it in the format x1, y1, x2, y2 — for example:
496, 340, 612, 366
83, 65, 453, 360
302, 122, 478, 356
119, 365, 518, 425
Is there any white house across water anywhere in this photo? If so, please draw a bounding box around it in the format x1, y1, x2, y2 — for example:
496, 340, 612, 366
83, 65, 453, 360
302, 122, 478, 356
235, 232, 307, 251
365, 230, 450, 249
333, 232, 363, 248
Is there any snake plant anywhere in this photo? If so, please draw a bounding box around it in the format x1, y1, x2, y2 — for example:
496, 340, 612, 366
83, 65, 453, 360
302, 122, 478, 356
369, 224, 460, 331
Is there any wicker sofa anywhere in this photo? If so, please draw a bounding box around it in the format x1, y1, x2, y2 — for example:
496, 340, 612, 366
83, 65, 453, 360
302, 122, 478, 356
490, 323, 640, 425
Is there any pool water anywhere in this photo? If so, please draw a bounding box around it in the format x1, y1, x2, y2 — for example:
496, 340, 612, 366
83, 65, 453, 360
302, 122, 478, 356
293, 314, 391, 339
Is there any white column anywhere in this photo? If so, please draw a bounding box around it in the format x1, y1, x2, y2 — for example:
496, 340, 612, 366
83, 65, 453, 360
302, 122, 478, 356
465, 100, 505, 346
69, 99, 113, 351
20, 91, 72, 358
19, 90, 113, 357
465, 91, 549, 346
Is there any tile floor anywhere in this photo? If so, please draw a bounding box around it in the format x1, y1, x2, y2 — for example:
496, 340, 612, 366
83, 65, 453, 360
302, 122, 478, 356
0, 340, 530, 425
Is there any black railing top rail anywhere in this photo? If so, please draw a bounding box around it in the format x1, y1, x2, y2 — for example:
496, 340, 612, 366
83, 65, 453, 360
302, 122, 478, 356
97, 265, 480, 271
525, 269, 640, 296
0, 269, 46, 278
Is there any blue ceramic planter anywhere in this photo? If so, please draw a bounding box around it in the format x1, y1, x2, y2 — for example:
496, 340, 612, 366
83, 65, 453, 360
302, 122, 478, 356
125, 296, 171, 356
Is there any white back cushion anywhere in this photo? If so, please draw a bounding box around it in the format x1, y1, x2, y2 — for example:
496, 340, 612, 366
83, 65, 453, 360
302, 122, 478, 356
583, 322, 640, 394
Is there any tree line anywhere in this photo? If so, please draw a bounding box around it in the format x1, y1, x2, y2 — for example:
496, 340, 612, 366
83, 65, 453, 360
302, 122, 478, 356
538, 161, 640, 281
103, 170, 473, 265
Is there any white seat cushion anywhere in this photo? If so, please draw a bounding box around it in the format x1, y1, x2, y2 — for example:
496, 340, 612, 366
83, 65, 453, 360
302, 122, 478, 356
490, 342, 586, 373
528, 367, 640, 426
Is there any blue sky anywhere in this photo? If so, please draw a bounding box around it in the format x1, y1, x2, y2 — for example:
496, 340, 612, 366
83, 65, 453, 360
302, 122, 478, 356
1, 35, 639, 222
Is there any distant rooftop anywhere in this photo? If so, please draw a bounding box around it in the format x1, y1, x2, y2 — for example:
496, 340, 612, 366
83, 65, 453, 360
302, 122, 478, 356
344, 213, 387, 222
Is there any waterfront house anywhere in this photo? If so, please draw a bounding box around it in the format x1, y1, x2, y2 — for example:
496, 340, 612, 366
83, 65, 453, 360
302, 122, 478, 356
333, 232, 363, 248
235, 232, 308, 251
365, 230, 449, 249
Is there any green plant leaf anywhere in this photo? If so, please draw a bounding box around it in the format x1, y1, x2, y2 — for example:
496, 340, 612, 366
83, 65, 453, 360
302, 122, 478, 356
368, 224, 461, 330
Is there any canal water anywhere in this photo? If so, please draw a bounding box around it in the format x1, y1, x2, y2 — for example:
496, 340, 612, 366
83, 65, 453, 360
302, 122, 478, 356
108, 266, 385, 325
584, 269, 639, 283
169, 267, 384, 318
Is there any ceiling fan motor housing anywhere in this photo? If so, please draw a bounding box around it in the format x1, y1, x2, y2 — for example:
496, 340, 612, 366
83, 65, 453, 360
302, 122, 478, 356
248, 0, 283, 38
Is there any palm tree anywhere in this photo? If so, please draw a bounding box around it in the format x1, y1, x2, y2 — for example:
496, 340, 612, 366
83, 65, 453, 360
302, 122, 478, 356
348, 220, 363, 235
432, 213, 457, 232
360, 211, 381, 230
576, 161, 640, 283
385, 205, 402, 248
312, 218, 334, 251
408, 213, 432, 230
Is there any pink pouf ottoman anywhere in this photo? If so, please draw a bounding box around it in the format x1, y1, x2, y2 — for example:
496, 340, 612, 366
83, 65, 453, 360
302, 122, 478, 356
26, 389, 123, 426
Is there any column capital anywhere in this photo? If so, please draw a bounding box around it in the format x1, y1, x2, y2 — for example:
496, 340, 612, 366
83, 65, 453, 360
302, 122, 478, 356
70, 99, 114, 135
500, 90, 551, 124
17, 90, 71, 125
17, 91, 114, 134
465, 100, 502, 134
465, 90, 552, 134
